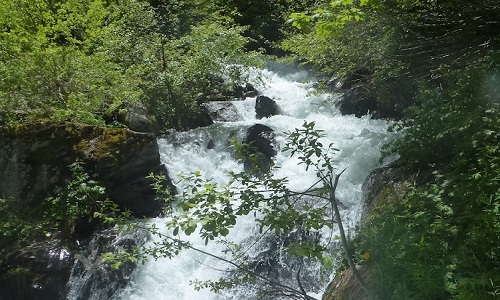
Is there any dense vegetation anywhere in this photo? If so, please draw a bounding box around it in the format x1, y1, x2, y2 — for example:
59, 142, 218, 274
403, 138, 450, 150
1, 0, 499, 299
281, 0, 500, 299
0, 0, 260, 128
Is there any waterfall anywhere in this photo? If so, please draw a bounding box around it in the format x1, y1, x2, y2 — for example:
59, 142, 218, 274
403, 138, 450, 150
116, 65, 393, 300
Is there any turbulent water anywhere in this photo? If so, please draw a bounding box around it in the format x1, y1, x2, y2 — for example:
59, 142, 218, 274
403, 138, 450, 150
117, 65, 394, 300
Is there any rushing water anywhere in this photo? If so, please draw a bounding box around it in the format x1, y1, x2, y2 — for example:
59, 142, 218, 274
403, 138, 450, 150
117, 65, 393, 300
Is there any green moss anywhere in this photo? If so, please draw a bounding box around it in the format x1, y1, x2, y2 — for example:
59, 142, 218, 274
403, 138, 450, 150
373, 180, 413, 209
0, 121, 151, 165
74, 126, 151, 164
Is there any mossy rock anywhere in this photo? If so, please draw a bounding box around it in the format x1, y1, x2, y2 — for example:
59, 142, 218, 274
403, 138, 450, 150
0, 121, 173, 217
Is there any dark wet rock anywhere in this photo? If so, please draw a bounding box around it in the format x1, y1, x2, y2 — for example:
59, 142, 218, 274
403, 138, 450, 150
255, 95, 279, 119
65, 227, 149, 300
0, 238, 74, 300
243, 124, 276, 173
0, 122, 174, 217
245, 124, 277, 160
0, 122, 173, 299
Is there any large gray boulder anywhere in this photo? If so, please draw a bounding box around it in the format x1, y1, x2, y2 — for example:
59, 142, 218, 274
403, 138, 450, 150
202, 101, 242, 122
0, 122, 173, 299
118, 104, 159, 134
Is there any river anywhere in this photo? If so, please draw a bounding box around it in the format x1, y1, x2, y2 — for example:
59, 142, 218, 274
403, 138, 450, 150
116, 64, 393, 300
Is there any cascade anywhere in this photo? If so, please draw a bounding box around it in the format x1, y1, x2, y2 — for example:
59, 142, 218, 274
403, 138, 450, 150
117, 65, 393, 300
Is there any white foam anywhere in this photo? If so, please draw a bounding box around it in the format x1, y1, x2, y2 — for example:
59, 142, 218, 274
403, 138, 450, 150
119, 66, 393, 299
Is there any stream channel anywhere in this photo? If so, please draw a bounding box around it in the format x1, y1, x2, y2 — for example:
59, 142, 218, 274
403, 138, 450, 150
116, 64, 394, 300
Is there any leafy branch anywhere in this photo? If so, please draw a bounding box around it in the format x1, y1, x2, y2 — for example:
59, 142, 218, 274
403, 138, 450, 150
112, 121, 372, 297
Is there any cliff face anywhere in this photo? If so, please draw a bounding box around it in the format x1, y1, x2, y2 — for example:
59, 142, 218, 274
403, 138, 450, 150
0, 122, 173, 217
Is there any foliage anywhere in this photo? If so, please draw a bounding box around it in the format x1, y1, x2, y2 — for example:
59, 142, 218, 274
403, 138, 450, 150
142, 21, 261, 129
357, 181, 459, 299
0, 0, 145, 125
282, 0, 387, 76
383, 65, 500, 170
211, 0, 315, 53
357, 68, 500, 298
0, 0, 260, 128
43, 161, 124, 231
281, 1, 500, 299
358, 140, 499, 299
1, 0, 499, 299
0, 161, 122, 278
281, 0, 500, 111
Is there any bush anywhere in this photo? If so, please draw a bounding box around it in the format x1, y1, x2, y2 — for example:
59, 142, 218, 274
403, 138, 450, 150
358, 67, 500, 299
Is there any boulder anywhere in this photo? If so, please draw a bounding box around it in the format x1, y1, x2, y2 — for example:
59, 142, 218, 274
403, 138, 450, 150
361, 162, 405, 220
330, 69, 377, 117
0, 122, 173, 299
0, 122, 174, 217
255, 95, 279, 119
177, 105, 213, 130
243, 124, 277, 172
202, 101, 242, 122
338, 88, 378, 118
118, 104, 159, 134
0, 227, 150, 300
331, 69, 413, 119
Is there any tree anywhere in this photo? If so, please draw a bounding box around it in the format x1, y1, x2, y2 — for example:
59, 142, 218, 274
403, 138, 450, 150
282, 0, 500, 111
0, 0, 260, 128
141, 20, 261, 129
0, 0, 144, 125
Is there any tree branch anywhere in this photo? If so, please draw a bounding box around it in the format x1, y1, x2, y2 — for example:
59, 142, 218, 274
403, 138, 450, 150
150, 229, 319, 300
328, 169, 373, 299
